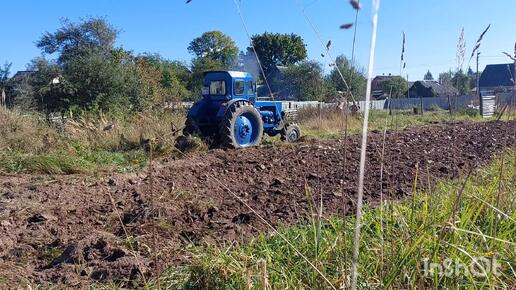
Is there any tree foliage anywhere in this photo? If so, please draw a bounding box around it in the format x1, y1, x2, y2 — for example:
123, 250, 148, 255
27, 18, 192, 114
13, 17, 485, 116
328, 55, 366, 100
136, 54, 191, 102
439, 70, 472, 95
189, 57, 226, 99
276, 61, 332, 101
424, 70, 434, 81
37, 17, 118, 64
382, 76, 408, 98
188, 31, 239, 67
451, 70, 471, 95
249, 32, 307, 78
0, 62, 11, 87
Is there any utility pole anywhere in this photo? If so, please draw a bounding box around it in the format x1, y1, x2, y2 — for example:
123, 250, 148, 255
508, 42, 516, 110
470, 24, 490, 117
476, 51, 482, 116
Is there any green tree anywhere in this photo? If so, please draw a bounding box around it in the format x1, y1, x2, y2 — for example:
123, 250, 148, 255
439, 70, 471, 95
37, 17, 118, 63
1, 62, 12, 107
451, 70, 471, 95
439, 71, 453, 86
382, 76, 408, 98
424, 70, 434, 81
190, 57, 226, 99
188, 31, 239, 67
32, 18, 135, 114
328, 55, 366, 100
249, 32, 307, 78
0, 62, 11, 86
277, 61, 330, 101
31, 18, 195, 114
136, 54, 192, 103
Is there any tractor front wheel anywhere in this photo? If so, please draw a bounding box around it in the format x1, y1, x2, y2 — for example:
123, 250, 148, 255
280, 123, 301, 143
219, 102, 264, 148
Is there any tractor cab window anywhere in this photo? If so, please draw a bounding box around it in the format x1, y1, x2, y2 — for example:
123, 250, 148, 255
246, 81, 254, 95
234, 80, 245, 95
209, 81, 226, 95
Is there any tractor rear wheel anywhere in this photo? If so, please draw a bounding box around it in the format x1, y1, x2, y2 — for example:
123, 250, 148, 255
280, 123, 301, 142
219, 101, 263, 148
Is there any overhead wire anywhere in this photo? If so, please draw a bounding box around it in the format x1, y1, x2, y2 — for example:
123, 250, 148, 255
232, 0, 275, 100
293, 0, 358, 104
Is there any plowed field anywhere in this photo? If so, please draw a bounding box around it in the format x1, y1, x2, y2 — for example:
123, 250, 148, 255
0, 120, 514, 287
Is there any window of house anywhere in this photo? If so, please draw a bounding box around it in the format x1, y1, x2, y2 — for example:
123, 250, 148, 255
209, 81, 226, 95
235, 80, 245, 95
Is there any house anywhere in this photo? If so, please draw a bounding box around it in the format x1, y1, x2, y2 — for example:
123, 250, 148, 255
371, 74, 400, 99
479, 63, 515, 93
408, 80, 458, 98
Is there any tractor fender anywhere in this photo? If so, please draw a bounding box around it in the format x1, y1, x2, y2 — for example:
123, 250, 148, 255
216, 98, 251, 118
186, 98, 206, 119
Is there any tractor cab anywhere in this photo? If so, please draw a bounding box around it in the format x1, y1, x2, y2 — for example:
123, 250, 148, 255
202, 71, 256, 103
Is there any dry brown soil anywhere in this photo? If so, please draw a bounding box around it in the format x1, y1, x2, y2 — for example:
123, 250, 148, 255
0, 120, 514, 288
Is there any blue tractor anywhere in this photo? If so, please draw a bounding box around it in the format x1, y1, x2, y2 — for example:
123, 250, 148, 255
180, 71, 301, 148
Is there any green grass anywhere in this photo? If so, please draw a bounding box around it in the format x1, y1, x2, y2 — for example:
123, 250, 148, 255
0, 149, 148, 174
155, 150, 515, 289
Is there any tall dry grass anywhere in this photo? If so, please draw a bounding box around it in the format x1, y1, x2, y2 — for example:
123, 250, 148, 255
0, 108, 184, 153
0, 108, 59, 154
297, 106, 361, 139
0, 108, 185, 173
297, 105, 491, 140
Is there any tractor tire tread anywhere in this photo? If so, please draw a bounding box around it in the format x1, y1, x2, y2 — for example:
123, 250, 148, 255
219, 101, 263, 148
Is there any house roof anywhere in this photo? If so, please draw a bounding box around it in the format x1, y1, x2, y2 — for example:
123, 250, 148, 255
371, 75, 400, 91
479, 63, 515, 88
411, 80, 458, 96
373, 75, 399, 81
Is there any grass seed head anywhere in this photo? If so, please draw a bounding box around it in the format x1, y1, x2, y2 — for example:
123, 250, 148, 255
350, 0, 361, 10
340, 23, 354, 30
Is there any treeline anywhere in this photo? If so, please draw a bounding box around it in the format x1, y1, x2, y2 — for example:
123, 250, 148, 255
0, 17, 369, 116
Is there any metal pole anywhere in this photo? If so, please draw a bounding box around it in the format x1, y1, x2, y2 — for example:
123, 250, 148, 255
513, 42, 516, 101
477, 51, 482, 116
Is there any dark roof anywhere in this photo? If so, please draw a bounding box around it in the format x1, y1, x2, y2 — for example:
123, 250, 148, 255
372, 75, 400, 91
410, 80, 458, 97
479, 63, 515, 88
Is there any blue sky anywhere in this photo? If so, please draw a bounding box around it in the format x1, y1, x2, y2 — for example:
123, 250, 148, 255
1, 0, 514, 81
